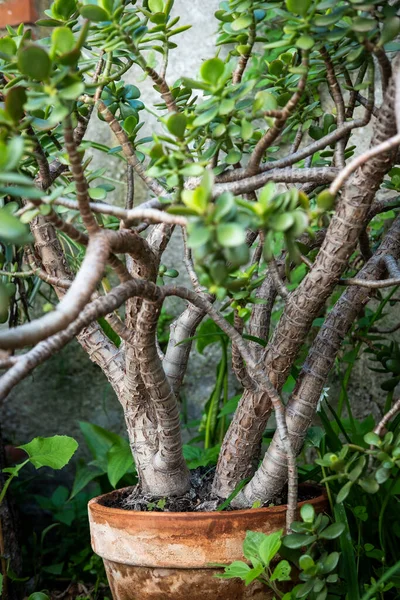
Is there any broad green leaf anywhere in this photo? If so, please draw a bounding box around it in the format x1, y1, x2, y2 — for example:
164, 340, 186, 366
107, 441, 134, 488
217, 223, 245, 247
296, 35, 314, 50
299, 554, 314, 571
0, 37, 17, 57
218, 561, 250, 580
193, 105, 219, 127
319, 522, 345, 540
244, 562, 264, 585
225, 149, 242, 164
149, 0, 164, 12
5, 86, 27, 123
53, 0, 77, 19
51, 27, 75, 55
271, 559, 291, 581
20, 435, 78, 469
80, 0, 110, 21
259, 530, 283, 566
300, 503, 315, 523
352, 17, 376, 33
283, 533, 316, 549
28, 594, 50, 600
254, 91, 278, 113
79, 421, 123, 468
0, 208, 31, 246
243, 531, 268, 560
271, 212, 295, 232
379, 17, 400, 47
70, 462, 103, 499
317, 190, 335, 210
59, 81, 85, 100
200, 58, 225, 85
232, 15, 252, 31
364, 431, 381, 446
180, 163, 204, 177
18, 44, 52, 80
358, 476, 379, 494
89, 187, 107, 200
167, 113, 187, 138
321, 551, 339, 574
187, 224, 210, 248
286, 0, 311, 16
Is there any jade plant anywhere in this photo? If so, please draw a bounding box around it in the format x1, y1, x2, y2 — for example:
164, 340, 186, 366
0, 0, 400, 530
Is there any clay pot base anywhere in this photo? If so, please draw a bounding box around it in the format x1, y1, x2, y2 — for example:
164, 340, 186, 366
104, 560, 275, 600
89, 485, 328, 600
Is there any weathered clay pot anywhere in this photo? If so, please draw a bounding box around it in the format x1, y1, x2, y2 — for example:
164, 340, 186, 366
88, 485, 328, 600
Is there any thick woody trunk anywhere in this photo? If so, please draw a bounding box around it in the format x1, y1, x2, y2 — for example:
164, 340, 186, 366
236, 214, 400, 506
213, 65, 399, 499
135, 300, 190, 496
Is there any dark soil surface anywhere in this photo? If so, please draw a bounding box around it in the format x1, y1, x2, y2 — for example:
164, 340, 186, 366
100, 468, 321, 512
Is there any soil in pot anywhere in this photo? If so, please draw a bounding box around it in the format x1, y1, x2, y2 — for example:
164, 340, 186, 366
88, 480, 328, 600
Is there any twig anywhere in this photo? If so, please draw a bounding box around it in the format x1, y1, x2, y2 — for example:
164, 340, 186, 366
374, 397, 400, 436
330, 132, 400, 196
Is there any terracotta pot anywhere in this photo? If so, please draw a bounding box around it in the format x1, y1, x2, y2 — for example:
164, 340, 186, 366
88, 484, 328, 600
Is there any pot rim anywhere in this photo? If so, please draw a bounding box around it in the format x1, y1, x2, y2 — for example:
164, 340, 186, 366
88, 482, 327, 521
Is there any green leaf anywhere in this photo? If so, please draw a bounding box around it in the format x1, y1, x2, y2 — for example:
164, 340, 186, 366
59, 81, 85, 100
321, 551, 339, 574
271, 213, 295, 232
193, 106, 219, 127
254, 91, 278, 112
317, 190, 335, 210
0, 37, 17, 57
181, 163, 204, 177
300, 503, 315, 523
296, 35, 314, 50
271, 559, 291, 582
379, 17, 400, 47
51, 27, 75, 55
28, 594, 50, 600
358, 476, 379, 494
352, 17, 376, 33
187, 224, 210, 248
285, 0, 311, 16
89, 187, 107, 200
319, 522, 345, 540
336, 480, 352, 503
217, 223, 245, 247
20, 435, 78, 470
200, 58, 225, 85
53, 0, 77, 19
231, 15, 252, 31
80, 0, 110, 21
18, 44, 52, 80
243, 531, 268, 560
167, 113, 187, 138
0, 208, 31, 246
364, 431, 381, 446
299, 554, 314, 571
149, 0, 164, 12
218, 561, 250, 580
259, 530, 282, 566
79, 421, 122, 469
107, 442, 134, 487
70, 462, 103, 499
244, 562, 264, 586
5, 87, 27, 123
283, 533, 316, 549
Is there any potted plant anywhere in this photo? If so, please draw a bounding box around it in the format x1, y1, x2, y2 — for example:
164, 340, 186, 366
0, 0, 400, 598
